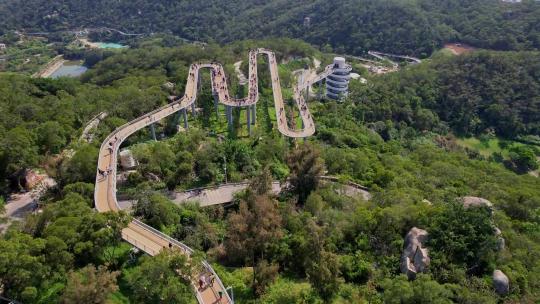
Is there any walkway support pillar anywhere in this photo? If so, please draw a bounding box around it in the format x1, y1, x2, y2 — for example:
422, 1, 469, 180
251, 104, 256, 125
247, 106, 251, 136
174, 112, 181, 130
150, 124, 157, 141
226, 106, 233, 128
183, 109, 188, 130
213, 94, 220, 120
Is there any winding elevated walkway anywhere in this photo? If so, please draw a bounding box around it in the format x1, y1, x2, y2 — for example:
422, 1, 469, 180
94, 49, 336, 304
368, 50, 422, 65
80, 112, 108, 143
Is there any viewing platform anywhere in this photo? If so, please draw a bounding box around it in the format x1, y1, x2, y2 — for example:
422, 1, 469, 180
326, 57, 352, 100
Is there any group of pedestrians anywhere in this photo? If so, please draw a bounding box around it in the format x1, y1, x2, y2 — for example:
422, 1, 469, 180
246, 51, 259, 103
171, 49, 315, 137
198, 273, 215, 289
210, 67, 231, 102
198, 273, 225, 301
98, 136, 119, 180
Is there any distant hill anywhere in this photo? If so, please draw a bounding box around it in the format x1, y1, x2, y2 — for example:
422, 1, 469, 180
0, 0, 539, 56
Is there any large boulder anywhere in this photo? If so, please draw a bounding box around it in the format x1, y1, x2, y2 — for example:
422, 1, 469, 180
400, 227, 430, 279
495, 227, 505, 251
460, 196, 505, 251
119, 149, 138, 170
460, 196, 493, 210
493, 269, 510, 295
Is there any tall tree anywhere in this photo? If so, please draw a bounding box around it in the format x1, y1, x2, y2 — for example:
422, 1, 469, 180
133, 193, 180, 229
253, 259, 279, 296
250, 166, 273, 195
0, 127, 39, 189
428, 202, 497, 277
61, 265, 120, 304
59, 144, 98, 185
125, 251, 194, 303
287, 143, 325, 203
225, 194, 283, 264
302, 219, 342, 300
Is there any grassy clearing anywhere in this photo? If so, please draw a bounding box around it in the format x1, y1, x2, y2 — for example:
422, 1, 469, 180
456, 136, 537, 158
457, 137, 506, 157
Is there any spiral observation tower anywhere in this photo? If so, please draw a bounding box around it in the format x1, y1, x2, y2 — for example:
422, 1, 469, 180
326, 57, 352, 100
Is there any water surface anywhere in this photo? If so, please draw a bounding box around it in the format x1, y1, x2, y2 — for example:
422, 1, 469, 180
98, 43, 127, 49
50, 61, 88, 78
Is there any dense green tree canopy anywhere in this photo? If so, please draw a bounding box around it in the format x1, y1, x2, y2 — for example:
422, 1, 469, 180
0, 0, 539, 56
350, 51, 540, 139
0, 38, 539, 303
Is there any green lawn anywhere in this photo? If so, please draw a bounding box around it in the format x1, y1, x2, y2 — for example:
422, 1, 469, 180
456, 136, 536, 158
457, 137, 505, 157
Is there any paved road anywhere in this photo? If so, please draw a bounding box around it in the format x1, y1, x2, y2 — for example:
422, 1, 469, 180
117, 178, 371, 210
173, 182, 282, 207
1, 177, 56, 233
94, 49, 337, 304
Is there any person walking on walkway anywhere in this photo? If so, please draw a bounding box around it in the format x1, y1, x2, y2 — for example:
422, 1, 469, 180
198, 277, 204, 290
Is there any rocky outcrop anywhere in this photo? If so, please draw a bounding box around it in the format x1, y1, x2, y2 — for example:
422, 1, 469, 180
461, 196, 493, 210
460, 196, 505, 251
493, 270, 510, 295
400, 227, 430, 280
119, 149, 138, 170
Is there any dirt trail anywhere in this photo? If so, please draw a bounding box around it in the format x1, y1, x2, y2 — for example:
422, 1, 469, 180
1, 177, 56, 233
233, 60, 248, 85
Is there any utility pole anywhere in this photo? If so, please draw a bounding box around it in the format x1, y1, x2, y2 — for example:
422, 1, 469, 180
150, 124, 157, 141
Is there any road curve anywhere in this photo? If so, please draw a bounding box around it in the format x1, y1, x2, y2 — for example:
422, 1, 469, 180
94, 49, 334, 304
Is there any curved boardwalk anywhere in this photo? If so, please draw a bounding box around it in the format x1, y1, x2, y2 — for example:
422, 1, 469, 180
94, 49, 335, 304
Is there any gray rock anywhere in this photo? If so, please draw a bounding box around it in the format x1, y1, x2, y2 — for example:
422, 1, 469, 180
400, 227, 430, 279
493, 269, 510, 295
119, 149, 138, 170
460, 196, 493, 209
495, 227, 505, 251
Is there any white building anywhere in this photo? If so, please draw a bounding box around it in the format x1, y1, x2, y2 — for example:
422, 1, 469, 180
0, 43, 6, 51
326, 57, 352, 100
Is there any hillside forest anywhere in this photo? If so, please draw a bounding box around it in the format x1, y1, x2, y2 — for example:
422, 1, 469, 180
0, 37, 540, 303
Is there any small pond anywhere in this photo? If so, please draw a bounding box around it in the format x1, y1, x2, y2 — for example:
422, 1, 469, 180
50, 61, 88, 78
98, 42, 127, 49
